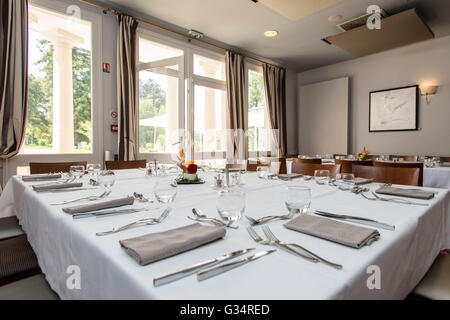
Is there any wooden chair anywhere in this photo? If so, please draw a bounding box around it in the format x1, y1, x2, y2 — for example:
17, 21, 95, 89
291, 163, 341, 178
104, 160, 147, 170
0, 235, 41, 286
436, 156, 450, 162
389, 155, 419, 161
352, 165, 421, 186
335, 159, 372, 174
412, 253, 450, 300
373, 161, 423, 186
29, 161, 88, 174
293, 158, 322, 165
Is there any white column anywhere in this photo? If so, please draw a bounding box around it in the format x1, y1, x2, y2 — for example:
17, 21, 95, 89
166, 76, 178, 153
52, 38, 75, 153
199, 61, 219, 152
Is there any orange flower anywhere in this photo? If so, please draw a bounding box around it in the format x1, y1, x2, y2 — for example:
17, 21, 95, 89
186, 160, 195, 166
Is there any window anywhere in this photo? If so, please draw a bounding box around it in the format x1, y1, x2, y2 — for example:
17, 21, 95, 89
137, 32, 227, 160
248, 69, 270, 153
25, 4, 93, 154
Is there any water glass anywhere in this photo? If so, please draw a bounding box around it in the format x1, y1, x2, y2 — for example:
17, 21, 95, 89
286, 158, 293, 174
98, 170, 115, 190
314, 170, 330, 185
257, 166, 269, 179
231, 172, 241, 187
284, 185, 311, 214
335, 173, 355, 191
216, 188, 245, 222
87, 163, 101, 177
154, 179, 177, 203
70, 165, 85, 180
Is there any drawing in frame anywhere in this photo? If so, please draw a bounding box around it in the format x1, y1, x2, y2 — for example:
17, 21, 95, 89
369, 85, 419, 132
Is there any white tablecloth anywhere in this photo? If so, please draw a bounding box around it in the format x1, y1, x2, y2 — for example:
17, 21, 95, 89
0, 169, 449, 300
424, 166, 450, 189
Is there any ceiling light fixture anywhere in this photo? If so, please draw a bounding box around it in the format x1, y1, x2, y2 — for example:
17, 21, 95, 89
264, 30, 278, 37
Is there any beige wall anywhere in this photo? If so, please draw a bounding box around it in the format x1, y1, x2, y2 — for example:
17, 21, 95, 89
299, 77, 348, 156
297, 35, 450, 156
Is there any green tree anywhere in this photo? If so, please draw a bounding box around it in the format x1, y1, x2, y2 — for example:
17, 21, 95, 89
248, 72, 264, 110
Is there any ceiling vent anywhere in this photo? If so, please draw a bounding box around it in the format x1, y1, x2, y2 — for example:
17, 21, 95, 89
337, 9, 388, 32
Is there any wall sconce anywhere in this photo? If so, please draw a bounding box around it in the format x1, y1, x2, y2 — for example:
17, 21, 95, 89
420, 85, 438, 104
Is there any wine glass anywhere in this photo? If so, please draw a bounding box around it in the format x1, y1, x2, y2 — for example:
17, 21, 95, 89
70, 165, 85, 180
98, 170, 116, 191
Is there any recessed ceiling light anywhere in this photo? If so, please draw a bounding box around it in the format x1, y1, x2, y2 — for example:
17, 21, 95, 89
328, 14, 343, 22
264, 30, 278, 37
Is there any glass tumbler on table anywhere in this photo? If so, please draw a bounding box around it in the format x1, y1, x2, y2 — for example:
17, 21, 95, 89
314, 170, 331, 185
257, 166, 269, 179
70, 165, 85, 180
284, 185, 311, 214
216, 188, 245, 222
98, 170, 116, 190
335, 173, 355, 191
154, 179, 177, 204
87, 164, 101, 182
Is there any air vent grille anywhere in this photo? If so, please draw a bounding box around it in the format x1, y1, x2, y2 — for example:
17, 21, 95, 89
337, 9, 388, 32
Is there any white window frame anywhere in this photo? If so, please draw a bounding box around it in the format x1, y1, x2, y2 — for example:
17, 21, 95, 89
136, 27, 227, 162
4, 0, 103, 181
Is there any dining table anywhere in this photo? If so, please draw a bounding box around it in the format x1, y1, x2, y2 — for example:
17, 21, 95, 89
0, 169, 448, 300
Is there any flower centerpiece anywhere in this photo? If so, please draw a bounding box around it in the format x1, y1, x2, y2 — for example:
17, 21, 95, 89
359, 146, 370, 161
175, 147, 200, 182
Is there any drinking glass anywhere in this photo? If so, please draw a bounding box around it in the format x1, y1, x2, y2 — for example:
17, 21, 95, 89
335, 173, 355, 191
285, 158, 293, 174
314, 170, 330, 185
231, 172, 241, 187
257, 166, 269, 179
87, 163, 101, 176
216, 188, 245, 222
154, 179, 177, 204
98, 170, 116, 190
70, 165, 85, 180
284, 185, 311, 214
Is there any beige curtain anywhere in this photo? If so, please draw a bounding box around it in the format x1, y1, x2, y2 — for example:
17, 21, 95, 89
225, 51, 247, 160
263, 64, 287, 157
117, 15, 139, 161
0, 0, 28, 159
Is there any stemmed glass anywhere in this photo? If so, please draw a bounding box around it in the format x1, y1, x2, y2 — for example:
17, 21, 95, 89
98, 170, 116, 191
314, 170, 330, 185
70, 165, 85, 180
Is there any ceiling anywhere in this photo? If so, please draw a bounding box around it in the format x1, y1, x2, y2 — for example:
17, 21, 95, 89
101, 0, 450, 72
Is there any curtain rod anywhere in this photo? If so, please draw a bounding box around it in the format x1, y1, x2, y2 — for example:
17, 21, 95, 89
78, 0, 285, 70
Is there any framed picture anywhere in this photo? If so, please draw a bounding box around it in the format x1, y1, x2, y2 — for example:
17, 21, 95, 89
369, 85, 419, 132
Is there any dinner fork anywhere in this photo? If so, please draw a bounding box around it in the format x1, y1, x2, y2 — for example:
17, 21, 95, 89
247, 226, 318, 263
50, 190, 111, 206
262, 226, 343, 269
96, 207, 171, 236
245, 213, 293, 225
371, 192, 429, 206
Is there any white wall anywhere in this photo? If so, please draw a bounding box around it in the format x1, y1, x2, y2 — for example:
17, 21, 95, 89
297, 35, 450, 156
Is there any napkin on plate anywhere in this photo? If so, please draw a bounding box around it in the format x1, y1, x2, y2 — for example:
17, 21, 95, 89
375, 186, 434, 200
284, 214, 380, 249
22, 174, 62, 182
354, 177, 374, 185
32, 182, 82, 192
62, 196, 134, 214
120, 223, 226, 265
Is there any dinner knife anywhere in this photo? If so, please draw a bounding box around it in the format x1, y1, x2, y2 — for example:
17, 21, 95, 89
314, 211, 395, 231
197, 250, 276, 281
72, 208, 144, 219
153, 248, 255, 287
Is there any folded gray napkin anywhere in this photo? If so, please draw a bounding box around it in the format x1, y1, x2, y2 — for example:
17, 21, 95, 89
375, 186, 434, 200
120, 223, 226, 265
22, 174, 62, 182
277, 173, 303, 180
284, 214, 380, 249
32, 182, 82, 192
62, 196, 134, 214
354, 177, 374, 185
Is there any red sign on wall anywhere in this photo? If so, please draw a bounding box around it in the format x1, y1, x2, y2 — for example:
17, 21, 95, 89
111, 124, 118, 133
103, 62, 111, 73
